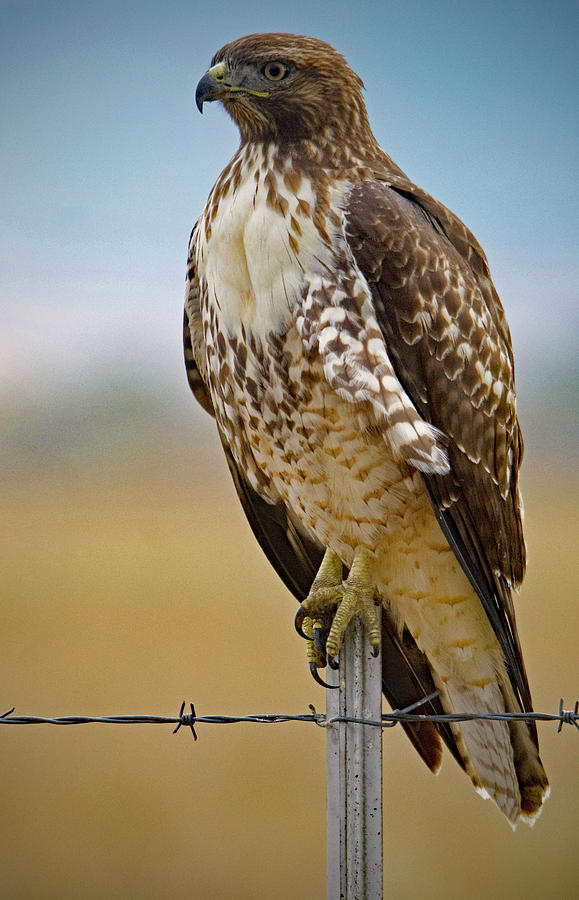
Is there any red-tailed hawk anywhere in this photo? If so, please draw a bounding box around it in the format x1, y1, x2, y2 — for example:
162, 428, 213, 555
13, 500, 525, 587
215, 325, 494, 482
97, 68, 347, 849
184, 33, 549, 825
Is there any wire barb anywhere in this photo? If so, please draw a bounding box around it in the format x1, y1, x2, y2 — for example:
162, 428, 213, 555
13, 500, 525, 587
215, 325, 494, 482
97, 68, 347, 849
173, 702, 198, 741
557, 698, 579, 734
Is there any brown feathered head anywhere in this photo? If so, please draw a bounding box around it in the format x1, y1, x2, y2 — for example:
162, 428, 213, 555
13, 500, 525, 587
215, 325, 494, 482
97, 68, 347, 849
195, 32, 375, 146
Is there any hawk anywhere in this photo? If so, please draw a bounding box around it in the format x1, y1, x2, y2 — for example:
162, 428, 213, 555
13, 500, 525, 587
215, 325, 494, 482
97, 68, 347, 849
184, 32, 549, 825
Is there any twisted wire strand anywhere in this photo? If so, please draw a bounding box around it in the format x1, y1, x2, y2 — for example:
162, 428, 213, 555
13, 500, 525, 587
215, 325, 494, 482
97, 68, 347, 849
1, 697, 577, 740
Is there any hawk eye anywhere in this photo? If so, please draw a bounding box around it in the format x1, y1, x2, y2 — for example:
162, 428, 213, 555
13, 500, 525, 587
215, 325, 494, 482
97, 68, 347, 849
263, 61, 289, 81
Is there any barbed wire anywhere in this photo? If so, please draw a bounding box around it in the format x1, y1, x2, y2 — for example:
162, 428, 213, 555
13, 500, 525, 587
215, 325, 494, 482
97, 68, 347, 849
1, 696, 577, 741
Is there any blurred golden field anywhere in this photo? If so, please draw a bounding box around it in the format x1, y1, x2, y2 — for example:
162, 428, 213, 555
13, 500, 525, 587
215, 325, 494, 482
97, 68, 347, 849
1, 428, 578, 900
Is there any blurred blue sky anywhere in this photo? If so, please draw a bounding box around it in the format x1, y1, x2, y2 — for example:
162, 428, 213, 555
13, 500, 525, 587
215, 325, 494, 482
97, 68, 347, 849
1, 1, 577, 430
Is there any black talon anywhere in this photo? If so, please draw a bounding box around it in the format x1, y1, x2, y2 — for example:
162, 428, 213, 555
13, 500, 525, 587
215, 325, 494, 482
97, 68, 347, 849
327, 654, 340, 670
313, 623, 326, 654
294, 606, 309, 639
371, 645, 380, 658
309, 662, 338, 689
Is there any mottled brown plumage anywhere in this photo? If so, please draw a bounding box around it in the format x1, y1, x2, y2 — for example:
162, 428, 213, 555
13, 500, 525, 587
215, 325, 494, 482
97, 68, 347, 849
185, 33, 548, 824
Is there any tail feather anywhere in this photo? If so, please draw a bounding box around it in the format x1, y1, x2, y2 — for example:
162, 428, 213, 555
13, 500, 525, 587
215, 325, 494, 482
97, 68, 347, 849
434, 677, 549, 827
499, 681, 550, 823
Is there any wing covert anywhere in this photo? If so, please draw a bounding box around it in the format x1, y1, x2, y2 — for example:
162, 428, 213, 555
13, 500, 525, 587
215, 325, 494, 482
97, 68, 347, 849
344, 179, 533, 718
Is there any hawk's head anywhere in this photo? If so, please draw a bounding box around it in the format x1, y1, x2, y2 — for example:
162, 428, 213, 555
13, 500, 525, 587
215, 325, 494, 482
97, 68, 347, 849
195, 33, 373, 145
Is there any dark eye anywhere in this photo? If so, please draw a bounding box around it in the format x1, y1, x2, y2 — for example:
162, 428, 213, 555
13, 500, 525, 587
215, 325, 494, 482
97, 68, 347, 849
263, 61, 289, 81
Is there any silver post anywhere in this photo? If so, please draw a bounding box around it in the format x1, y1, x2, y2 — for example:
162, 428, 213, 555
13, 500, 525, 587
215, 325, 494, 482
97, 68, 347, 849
326, 613, 383, 899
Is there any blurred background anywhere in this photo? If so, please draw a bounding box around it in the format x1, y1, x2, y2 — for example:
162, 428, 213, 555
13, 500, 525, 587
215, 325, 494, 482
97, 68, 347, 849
1, 1, 577, 897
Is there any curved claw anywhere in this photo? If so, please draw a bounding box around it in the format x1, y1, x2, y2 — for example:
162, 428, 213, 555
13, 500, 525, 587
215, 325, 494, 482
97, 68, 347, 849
371, 645, 380, 658
309, 662, 339, 689
313, 623, 326, 654
294, 606, 308, 639
327, 654, 340, 670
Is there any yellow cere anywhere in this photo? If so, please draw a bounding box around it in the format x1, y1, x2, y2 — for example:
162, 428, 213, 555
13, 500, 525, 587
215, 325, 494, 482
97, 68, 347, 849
209, 61, 227, 82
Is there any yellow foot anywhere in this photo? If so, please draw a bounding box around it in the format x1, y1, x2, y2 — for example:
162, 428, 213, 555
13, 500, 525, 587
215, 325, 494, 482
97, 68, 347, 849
295, 546, 380, 685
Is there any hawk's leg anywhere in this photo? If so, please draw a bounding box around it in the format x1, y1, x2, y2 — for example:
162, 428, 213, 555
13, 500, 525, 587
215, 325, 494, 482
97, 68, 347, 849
295, 546, 380, 682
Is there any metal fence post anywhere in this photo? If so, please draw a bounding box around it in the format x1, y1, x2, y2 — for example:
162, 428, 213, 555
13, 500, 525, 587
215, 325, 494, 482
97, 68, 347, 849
326, 612, 383, 899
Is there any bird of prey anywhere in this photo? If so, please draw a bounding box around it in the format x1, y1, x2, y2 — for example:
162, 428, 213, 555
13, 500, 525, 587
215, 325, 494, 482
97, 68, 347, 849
184, 32, 549, 826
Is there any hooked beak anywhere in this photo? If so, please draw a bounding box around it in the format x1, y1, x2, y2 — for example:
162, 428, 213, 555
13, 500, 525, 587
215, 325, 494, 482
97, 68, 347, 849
195, 69, 226, 113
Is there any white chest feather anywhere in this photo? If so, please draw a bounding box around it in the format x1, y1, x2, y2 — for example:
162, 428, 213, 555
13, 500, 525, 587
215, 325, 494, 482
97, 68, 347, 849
196, 146, 340, 341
